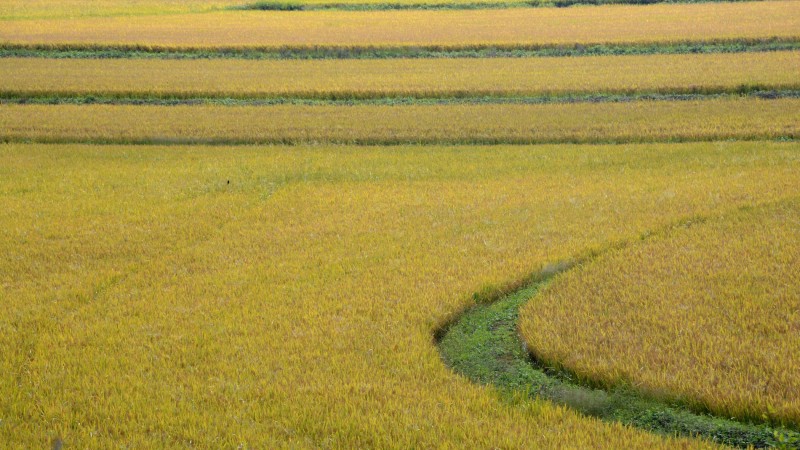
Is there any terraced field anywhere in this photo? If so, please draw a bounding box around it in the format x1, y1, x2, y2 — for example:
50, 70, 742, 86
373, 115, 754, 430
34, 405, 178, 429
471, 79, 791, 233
2, 2, 798, 49
1, 0, 798, 448
520, 200, 800, 426
2, 98, 796, 145
2, 52, 798, 99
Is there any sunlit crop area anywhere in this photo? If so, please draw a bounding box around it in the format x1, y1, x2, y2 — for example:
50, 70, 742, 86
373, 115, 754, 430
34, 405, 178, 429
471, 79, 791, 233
0, 0, 245, 20
2, 52, 797, 99
3, 141, 799, 447
520, 199, 800, 426
0, 0, 654, 21
2, 0, 800, 446
1, 2, 797, 49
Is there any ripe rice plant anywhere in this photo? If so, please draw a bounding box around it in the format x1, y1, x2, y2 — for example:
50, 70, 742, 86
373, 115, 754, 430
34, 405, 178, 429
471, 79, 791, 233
0, 0, 788, 19
2, 52, 798, 99
2, 141, 799, 447
1, 98, 796, 145
1, 2, 796, 49
519, 199, 800, 427
0, 0, 245, 20
3, 0, 799, 443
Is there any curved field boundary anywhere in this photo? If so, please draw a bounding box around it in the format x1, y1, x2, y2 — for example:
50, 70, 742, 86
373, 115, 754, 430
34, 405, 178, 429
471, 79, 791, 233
2, 39, 797, 59
436, 211, 800, 448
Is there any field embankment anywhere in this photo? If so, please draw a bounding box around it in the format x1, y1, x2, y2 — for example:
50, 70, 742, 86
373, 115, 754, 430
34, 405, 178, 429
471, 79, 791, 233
3, 39, 798, 58
439, 263, 800, 448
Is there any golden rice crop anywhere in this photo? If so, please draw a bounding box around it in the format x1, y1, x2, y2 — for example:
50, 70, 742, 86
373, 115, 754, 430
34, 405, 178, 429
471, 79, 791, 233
519, 199, 800, 426
2, 52, 798, 99
0, 0, 594, 20
0, 0, 244, 20
4, 140, 800, 447
1, 2, 797, 49
1, 98, 796, 144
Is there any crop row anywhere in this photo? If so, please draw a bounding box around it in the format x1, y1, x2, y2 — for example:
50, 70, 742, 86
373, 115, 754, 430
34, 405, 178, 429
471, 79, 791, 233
2, 52, 797, 100
1, 2, 797, 49
1, 98, 796, 145
520, 199, 800, 427
0, 0, 777, 20
0, 0, 243, 20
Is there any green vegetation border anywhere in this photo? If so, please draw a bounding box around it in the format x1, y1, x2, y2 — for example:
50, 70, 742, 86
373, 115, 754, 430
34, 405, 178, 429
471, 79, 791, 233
436, 213, 800, 449
1, 90, 798, 105
231, 0, 765, 11
1, 39, 796, 59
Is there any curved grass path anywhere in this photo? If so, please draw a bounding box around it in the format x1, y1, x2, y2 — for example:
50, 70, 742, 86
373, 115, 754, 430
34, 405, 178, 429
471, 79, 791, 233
437, 248, 800, 448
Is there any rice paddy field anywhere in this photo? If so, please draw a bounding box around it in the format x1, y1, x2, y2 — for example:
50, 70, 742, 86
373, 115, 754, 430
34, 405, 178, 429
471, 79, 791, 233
1, 0, 798, 448
2, 52, 799, 99
520, 199, 800, 426
2, 2, 798, 49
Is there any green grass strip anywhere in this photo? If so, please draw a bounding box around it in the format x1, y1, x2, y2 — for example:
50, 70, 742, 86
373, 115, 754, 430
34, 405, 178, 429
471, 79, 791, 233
2, 90, 798, 106
231, 0, 764, 11
436, 226, 800, 448
1, 39, 796, 59
1, 136, 795, 147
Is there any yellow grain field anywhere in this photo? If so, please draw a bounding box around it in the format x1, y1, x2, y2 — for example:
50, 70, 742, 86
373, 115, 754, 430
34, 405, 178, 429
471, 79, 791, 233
1, 98, 796, 144
0, 0, 244, 20
520, 199, 800, 426
1, 2, 798, 49
2, 52, 798, 99
4, 141, 800, 447
0, 0, 603, 20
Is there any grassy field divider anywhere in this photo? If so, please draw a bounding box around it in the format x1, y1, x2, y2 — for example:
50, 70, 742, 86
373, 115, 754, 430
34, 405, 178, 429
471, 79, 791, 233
1, 90, 798, 106
436, 204, 800, 448
230, 0, 764, 11
1, 38, 797, 59
2, 87, 798, 103
2, 134, 795, 147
